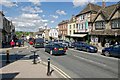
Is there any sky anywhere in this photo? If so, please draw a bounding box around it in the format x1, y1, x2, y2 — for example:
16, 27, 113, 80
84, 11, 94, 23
0, 0, 119, 32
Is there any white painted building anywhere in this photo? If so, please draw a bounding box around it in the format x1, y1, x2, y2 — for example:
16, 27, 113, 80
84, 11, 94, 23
49, 28, 58, 40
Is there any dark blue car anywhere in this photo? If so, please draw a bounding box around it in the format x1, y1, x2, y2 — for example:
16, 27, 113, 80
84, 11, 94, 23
102, 44, 120, 57
74, 42, 98, 53
45, 43, 66, 55
69, 41, 81, 48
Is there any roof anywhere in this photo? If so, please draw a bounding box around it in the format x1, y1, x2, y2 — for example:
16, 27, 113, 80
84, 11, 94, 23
76, 3, 101, 17
0, 11, 4, 16
93, 2, 119, 22
58, 20, 69, 25
69, 15, 76, 23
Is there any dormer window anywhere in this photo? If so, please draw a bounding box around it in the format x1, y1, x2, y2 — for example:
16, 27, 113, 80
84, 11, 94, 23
95, 21, 105, 30
111, 18, 120, 29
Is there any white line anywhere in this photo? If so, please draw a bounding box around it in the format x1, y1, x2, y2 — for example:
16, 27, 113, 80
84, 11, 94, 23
42, 61, 71, 79
73, 55, 107, 67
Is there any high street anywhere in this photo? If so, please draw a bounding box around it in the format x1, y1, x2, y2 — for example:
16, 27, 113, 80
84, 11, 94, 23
0, 43, 119, 79
34, 47, 119, 78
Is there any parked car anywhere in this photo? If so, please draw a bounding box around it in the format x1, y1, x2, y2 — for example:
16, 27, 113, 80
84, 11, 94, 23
34, 38, 44, 48
102, 44, 120, 57
74, 42, 98, 53
70, 41, 83, 48
16, 39, 24, 47
45, 43, 66, 55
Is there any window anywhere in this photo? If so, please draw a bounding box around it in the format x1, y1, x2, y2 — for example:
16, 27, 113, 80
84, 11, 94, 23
73, 24, 75, 28
82, 24, 83, 29
70, 30, 71, 35
55, 33, 57, 36
76, 24, 79, 29
95, 21, 105, 30
111, 19, 120, 29
73, 30, 75, 33
70, 25, 71, 29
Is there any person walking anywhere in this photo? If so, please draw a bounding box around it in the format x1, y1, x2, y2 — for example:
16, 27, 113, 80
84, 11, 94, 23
10, 40, 15, 48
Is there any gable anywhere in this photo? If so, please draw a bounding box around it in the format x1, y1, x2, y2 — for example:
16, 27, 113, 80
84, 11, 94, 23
111, 10, 120, 20
95, 14, 104, 21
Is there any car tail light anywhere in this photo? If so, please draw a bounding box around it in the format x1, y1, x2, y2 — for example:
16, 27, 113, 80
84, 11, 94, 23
54, 47, 58, 51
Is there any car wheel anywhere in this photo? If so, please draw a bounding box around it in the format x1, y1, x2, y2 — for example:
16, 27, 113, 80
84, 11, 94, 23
104, 51, 110, 57
50, 50, 53, 55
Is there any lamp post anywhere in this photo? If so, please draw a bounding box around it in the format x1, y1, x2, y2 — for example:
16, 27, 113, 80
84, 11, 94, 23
87, 32, 90, 43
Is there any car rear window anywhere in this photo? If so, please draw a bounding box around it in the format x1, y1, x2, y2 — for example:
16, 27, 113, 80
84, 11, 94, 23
54, 44, 61, 47
35, 38, 44, 42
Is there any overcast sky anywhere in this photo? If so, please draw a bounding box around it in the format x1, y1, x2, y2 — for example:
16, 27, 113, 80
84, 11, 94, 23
0, 0, 118, 32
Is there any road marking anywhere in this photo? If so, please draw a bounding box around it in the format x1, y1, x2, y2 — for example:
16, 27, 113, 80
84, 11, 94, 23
42, 61, 72, 79
69, 48, 119, 61
73, 55, 107, 67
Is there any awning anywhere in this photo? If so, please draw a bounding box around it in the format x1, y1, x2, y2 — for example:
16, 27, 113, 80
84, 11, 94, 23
70, 34, 87, 37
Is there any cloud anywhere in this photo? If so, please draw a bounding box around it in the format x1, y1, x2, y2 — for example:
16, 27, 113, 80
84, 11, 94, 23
73, 0, 96, 7
42, 15, 45, 17
7, 13, 49, 32
42, 19, 49, 23
51, 21, 54, 23
56, 10, 67, 15
28, 0, 41, 6
0, 0, 18, 7
22, 6, 43, 13
50, 15, 58, 19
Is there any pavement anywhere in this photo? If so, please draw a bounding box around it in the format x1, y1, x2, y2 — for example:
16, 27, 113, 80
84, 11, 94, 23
0, 45, 64, 79
0, 59, 60, 79
0, 46, 29, 53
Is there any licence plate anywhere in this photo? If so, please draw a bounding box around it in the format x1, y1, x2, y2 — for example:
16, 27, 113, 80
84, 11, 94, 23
36, 44, 40, 45
59, 48, 63, 50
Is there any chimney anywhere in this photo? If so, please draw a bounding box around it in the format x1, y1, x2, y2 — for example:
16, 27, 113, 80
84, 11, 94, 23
102, 0, 106, 8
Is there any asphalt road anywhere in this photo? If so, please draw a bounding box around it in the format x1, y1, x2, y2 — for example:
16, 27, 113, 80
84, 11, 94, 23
34, 48, 119, 78
1, 44, 119, 79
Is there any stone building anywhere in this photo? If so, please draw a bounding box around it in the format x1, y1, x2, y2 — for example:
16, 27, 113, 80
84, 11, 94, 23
75, 3, 101, 42
58, 20, 69, 40
90, 2, 120, 47
0, 11, 15, 48
66, 15, 77, 42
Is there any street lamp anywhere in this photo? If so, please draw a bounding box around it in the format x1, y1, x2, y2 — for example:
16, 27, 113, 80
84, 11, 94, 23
87, 32, 90, 43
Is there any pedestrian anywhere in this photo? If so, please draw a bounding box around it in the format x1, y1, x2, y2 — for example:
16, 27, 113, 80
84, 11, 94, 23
10, 40, 15, 48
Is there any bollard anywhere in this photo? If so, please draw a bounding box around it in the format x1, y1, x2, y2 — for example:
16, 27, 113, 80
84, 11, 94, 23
33, 52, 37, 64
47, 58, 50, 76
6, 50, 10, 63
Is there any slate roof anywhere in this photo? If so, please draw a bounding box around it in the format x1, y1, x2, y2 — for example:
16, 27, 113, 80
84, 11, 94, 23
93, 2, 120, 22
58, 20, 69, 25
76, 3, 101, 17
